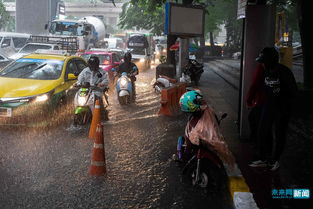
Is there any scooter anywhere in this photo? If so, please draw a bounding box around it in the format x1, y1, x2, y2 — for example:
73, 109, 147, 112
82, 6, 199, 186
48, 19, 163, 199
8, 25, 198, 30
115, 72, 135, 105
73, 82, 109, 125
175, 113, 228, 190
181, 59, 204, 86
153, 75, 177, 93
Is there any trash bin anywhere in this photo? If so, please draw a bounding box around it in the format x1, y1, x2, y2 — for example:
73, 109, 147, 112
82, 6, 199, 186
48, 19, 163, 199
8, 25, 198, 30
156, 63, 176, 79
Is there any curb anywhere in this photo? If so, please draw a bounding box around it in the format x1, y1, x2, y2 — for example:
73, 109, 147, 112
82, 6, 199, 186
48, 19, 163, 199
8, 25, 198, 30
225, 164, 259, 209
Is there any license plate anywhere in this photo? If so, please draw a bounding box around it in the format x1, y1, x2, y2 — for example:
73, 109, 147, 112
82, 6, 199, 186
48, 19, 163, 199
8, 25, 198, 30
0, 107, 12, 117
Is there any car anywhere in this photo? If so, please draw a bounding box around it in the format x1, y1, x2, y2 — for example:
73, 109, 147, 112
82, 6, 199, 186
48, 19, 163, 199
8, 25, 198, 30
0, 32, 31, 57
80, 50, 122, 81
105, 48, 126, 59
0, 53, 13, 69
0, 52, 87, 122
9, 43, 62, 60
129, 48, 151, 71
103, 38, 125, 49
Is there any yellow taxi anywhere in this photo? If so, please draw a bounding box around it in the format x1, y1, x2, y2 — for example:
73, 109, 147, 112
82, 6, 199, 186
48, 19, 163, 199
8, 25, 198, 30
0, 52, 87, 121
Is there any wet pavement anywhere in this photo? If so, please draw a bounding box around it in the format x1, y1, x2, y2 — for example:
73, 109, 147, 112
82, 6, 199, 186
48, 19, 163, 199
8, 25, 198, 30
2, 59, 311, 209
205, 59, 313, 209
0, 66, 233, 209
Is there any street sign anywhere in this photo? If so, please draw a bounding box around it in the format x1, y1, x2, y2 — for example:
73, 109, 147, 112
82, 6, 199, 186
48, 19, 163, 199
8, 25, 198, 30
164, 2, 204, 37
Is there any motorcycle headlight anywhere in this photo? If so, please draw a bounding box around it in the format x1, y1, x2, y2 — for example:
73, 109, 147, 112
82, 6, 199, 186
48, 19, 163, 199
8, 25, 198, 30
120, 78, 128, 87
34, 93, 49, 103
78, 96, 87, 106
139, 58, 145, 63
162, 49, 167, 53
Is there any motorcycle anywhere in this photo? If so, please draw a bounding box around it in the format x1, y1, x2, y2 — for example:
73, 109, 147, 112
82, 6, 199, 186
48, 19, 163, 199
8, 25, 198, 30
181, 59, 204, 86
153, 75, 177, 93
115, 72, 135, 105
175, 113, 228, 190
73, 82, 109, 125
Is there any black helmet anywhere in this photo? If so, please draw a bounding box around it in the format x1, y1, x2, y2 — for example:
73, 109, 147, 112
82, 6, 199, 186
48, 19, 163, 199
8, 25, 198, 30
256, 47, 279, 65
124, 52, 132, 63
88, 56, 100, 71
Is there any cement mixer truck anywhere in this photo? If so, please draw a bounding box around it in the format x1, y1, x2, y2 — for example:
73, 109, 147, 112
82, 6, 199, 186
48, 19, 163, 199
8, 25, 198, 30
44, 16, 106, 51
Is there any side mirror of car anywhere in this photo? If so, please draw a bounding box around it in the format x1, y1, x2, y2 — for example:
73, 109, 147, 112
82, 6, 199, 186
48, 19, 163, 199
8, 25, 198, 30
44, 24, 48, 30
67, 73, 77, 80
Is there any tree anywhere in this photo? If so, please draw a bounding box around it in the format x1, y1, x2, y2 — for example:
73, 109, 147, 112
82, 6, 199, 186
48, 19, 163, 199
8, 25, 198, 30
0, 2, 14, 31
118, 0, 165, 35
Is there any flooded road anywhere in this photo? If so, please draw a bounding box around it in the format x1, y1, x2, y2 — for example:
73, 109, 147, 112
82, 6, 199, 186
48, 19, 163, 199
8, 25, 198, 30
0, 67, 233, 209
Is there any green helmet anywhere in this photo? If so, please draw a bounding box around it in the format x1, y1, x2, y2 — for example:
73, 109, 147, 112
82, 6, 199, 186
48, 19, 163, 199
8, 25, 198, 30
179, 90, 204, 112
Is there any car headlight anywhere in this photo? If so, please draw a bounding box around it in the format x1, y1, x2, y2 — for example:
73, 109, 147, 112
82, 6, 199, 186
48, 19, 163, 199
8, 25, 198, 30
139, 58, 145, 63
120, 78, 128, 87
78, 96, 87, 106
34, 94, 49, 103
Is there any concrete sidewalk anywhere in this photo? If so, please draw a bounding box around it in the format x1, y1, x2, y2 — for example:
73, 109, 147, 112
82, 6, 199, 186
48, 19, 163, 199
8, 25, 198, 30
198, 61, 312, 209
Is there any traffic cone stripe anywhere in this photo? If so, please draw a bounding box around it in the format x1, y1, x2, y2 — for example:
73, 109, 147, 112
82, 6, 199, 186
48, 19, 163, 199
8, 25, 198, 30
89, 100, 102, 140
91, 161, 105, 166
89, 123, 107, 176
93, 143, 104, 149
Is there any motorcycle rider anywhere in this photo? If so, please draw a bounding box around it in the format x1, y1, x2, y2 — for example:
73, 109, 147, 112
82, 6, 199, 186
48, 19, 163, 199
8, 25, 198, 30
76, 56, 109, 119
175, 90, 235, 168
115, 52, 139, 98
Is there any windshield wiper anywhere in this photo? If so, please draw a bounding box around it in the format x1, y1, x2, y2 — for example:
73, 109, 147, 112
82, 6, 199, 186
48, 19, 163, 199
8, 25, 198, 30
19, 63, 47, 78
0, 63, 37, 76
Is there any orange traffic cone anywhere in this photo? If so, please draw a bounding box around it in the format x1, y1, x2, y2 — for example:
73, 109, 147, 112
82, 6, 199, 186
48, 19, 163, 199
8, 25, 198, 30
89, 124, 107, 176
89, 99, 101, 140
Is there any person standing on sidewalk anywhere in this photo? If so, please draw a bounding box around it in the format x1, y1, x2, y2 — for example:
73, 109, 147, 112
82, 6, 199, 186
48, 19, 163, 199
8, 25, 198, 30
247, 47, 297, 171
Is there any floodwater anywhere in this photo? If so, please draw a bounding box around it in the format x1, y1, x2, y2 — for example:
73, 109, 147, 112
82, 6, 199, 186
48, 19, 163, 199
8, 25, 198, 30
0, 67, 233, 209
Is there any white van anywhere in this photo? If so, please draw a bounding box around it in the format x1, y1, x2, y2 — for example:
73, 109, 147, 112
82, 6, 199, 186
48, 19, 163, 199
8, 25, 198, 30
103, 38, 124, 49
0, 32, 31, 57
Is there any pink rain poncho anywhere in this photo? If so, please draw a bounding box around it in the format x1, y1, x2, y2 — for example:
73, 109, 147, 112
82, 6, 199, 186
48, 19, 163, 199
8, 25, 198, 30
185, 107, 235, 168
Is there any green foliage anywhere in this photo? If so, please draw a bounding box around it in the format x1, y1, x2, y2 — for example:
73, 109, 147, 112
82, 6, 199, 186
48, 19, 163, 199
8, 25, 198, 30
118, 0, 165, 35
0, 2, 14, 31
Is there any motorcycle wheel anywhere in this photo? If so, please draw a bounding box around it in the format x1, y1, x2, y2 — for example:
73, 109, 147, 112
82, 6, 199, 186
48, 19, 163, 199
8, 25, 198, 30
185, 159, 224, 190
74, 111, 91, 125
118, 95, 129, 105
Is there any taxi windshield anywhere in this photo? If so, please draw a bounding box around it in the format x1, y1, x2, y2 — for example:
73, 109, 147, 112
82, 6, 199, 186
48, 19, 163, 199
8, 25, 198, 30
0, 58, 64, 80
